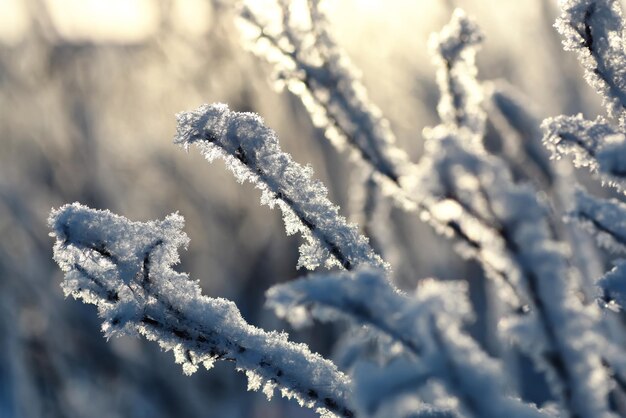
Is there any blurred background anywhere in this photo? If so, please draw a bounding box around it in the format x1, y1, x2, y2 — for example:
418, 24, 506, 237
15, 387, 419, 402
0, 0, 615, 416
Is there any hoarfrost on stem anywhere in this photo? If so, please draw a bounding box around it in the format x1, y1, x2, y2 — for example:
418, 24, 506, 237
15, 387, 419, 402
542, 114, 626, 191
418, 126, 616, 418
236, 0, 416, 199
556, 0, 626, 126
267, 268, 548, 418
429, 8, 485, 139
423, 9, 618, 416
48, 203, 354, 418
569, 188, 626, 253
174, 102, 386, 272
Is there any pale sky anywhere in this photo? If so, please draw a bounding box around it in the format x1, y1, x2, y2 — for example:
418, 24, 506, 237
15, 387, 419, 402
0, 0, 213, 44
0, 0, 445, 45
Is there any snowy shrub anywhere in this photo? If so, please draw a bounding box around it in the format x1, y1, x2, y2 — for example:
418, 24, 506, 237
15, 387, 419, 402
48, 0, 626, 417
543, 0, 626, 335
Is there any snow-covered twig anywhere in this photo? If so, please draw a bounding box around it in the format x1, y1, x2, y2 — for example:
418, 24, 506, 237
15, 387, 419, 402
418, 125, 615, 418
556, 0, 626, 126
174, 103, 386, 272
237, 0, 415, 198
542, 114, 626, 191
484, 82, 555, 188
430, 9, 485, 139
569, 188, 626, 254
48, 203, 354, 418
267, 268, 548, 418
424, 12, 616, 413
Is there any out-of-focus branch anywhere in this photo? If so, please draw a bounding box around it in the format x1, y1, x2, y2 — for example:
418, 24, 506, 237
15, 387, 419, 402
267, 268, 548, 418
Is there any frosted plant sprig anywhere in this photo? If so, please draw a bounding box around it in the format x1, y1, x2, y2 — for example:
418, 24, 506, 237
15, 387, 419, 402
351, 358, 454, 418
542, 114, 626, 191
427, 16, 616, 414
485, 82, 555, 188
238, 3, 533, 280
267, 268, 433, 355
416, 127, 525, 307
174, 103, 386, 272
556, 0, 626, 126
424, 11, 509, 240
175, 101, 506, 300
486, 85, 602, 295
489, 180, 614, 418
48, 203, 354, 418
431, 10, 600, 318
237, 0, 416, 200
419, 127, 616, 418
267, 269, 548, 418
430, 8, 485, 139
415, 12, 577, 316
568, 187, 626, 254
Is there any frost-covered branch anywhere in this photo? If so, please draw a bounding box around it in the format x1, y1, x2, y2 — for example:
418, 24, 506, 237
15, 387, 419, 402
421, 128, 614, 417
416, 127, 524, 305
423, 14, 622, 414
556, 0, 626, 126
535, 2, 626, 413
484, 84, 604, 296
542, 114, 626, 191
418, 13, 588, 321
430, 9, 485, 139
237, 0, 415, 197
414, 12, 546, 306
268, 269, 424, 355
569, 188, 626, 254
237, 2, 538, 282
426, 16, 617, 415
267, 268, 548, 418
174, 103, 385, 272
485, 82, 555, 188
48, 203, 354, 418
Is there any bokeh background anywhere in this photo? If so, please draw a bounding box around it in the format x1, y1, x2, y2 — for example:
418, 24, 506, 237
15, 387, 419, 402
0, 0, 615, 417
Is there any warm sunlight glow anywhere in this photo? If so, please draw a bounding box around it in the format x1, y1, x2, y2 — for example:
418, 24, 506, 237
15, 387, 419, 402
171, 0, 211, 36
44, 0, 158, 43
0, 0, 30, 45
